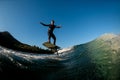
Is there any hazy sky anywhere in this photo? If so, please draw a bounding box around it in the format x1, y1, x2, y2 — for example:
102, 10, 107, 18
0, 0, 120, 48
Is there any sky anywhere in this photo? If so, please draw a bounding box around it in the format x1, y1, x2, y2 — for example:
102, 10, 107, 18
0, 0, 120, 48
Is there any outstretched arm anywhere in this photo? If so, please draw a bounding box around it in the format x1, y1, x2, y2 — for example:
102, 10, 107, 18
40, 22, 49, 26
56, 26, 61, 28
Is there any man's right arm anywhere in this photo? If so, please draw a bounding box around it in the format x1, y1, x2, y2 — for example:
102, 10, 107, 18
40, 22, 49, 26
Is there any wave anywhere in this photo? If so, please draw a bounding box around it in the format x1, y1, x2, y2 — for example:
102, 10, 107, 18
0, 33, 120, 80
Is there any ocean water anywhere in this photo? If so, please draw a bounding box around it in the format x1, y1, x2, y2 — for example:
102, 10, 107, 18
0, 45, 98, 80
0, 40, 120, 80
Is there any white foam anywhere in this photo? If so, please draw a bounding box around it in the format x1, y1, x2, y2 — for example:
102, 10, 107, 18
98, 33, 117, 41
58, 47, 73, 54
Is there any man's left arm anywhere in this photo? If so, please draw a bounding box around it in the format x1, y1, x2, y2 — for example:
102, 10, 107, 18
56, 25, 61, 28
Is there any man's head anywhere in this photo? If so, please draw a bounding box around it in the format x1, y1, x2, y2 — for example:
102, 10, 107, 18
51, 20, 55, 25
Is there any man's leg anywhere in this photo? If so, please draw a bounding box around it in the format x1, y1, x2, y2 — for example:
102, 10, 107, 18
52, 33, 56, 45
48, 32, 51, 43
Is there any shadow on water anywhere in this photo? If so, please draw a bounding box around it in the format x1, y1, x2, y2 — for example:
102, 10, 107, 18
0, 52, 65, 80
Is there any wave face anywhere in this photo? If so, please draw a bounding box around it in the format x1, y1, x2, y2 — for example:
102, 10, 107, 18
0, 34, 120, 80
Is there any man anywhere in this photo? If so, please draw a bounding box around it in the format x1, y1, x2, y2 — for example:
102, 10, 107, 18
40, 20, 61, 45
